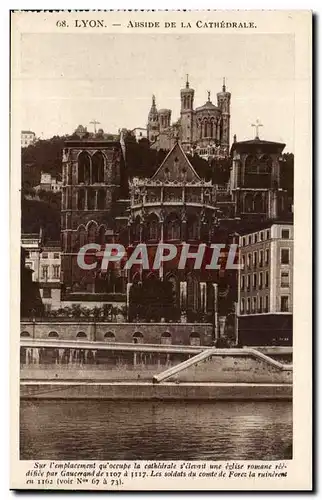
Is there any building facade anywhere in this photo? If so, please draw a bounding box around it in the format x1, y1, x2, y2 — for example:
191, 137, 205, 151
38, 241, 61, 311
34, 172, 62, 192
21, 130, 36, 148
147, 77, 231, 161
131, 127, 148, 142
60, 130, 128, 301
21, 233, 62, 311
238, 221, 293, 345
230, 136, 289, 223
127, 141, 237, 332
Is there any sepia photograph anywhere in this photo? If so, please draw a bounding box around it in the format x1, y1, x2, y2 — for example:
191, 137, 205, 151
10, 10, 312, 490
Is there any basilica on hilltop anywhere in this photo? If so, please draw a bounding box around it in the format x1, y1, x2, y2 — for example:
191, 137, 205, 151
147, 76, 231, 161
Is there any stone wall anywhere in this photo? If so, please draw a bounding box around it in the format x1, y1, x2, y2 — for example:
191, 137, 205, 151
20, 382, 292, 400
20, 321, 214, 346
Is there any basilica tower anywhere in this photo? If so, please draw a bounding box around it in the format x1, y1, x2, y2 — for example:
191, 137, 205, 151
147, 95, 159, 143
180, 75, 195, 152
217, 78, 231, 155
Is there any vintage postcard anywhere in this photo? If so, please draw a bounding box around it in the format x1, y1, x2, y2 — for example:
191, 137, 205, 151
10, 10, 312, 490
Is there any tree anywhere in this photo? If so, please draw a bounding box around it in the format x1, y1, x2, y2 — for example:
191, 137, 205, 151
129, 278, 175, 322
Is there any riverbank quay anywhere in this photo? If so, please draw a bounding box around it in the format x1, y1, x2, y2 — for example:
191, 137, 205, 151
20, 381, 292, 401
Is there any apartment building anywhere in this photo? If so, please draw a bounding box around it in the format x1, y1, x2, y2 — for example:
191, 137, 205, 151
238, 221, 293, 345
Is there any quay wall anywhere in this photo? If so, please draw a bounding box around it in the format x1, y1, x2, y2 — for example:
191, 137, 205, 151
20, 382, 293, 401
20, 352, 292, 384
20, 321, 213, 346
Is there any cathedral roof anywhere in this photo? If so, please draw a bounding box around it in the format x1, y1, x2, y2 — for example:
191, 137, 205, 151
230, 137, 285, 154
195, 100, 220, 112
151, 141, 201, 182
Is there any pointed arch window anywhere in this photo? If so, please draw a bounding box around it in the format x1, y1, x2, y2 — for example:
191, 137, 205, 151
78, 226, 86, 248
244, 193, 254, 213
87, 222, 97, 244
187, 217, 199, 241
87, 188, 96, 210
77, 189, 86, 210
78, 151, 91, 184
92, 151, 105, 183
147, 215, 159, 241
97, 189, 106, 210
97, 225, 106, 245
210, 120, 214, 138
165, 215, 181, 241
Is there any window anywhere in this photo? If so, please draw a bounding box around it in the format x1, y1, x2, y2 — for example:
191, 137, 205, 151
252, 297, 257, 313
265, 248, 270, 265
260, 231, 264, 241
42, 252, 48, 259
246, 275, 251, 291
41, 265, 49, 280
265, 271, 269, 288
190, 332, 201, 346
281, 229, 290, 239
77, 332, 87, 338
133, 331, 144, 344
281, 271, 290, 288
240, 298, 245, 314
264, 296, 269, 312
259, 250, 264, 267
259, 272, 263, 289
253, 251, 257, 268
247, 298, 251, 314
248, 236, 252, 245
242, 256, 245, 269
43, 288, 51, 299
247, 253, 252, 269
266, 230, 270, 240
241, 275, 245, 290
53, 252, 60, 259
258, 296, 263, 313
52, 265, 60, 279
253, 273, 257, 289
281, 249, 290, 264
161, 331, 172, 345
242, 237, 246, 247
281, 296, 289, 312
104, 331, 116, 343
254, 234, 258, 243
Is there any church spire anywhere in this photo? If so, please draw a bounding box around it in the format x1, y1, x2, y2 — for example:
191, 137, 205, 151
186, 74, 189, 88
222, 77, 226, 92
148, 94, 158, 122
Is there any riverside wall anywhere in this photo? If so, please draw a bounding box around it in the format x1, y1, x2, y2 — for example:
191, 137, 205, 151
20, 321, 213, 346
20, 381, 292, 401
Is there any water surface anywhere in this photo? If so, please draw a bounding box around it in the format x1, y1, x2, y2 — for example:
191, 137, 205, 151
20, 400, 292, 460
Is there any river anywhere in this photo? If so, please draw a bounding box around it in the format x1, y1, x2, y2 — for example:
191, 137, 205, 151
20, 400, 292, 460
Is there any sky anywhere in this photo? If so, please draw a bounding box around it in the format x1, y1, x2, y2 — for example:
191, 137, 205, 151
16, 32, 295, 151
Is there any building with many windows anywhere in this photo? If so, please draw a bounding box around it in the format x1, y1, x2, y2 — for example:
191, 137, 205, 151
38, 241, 61, 311
21, 130, 36, 148
237, 221, 293, 345
34, 172, 62, 192
21, 232, 61, 311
